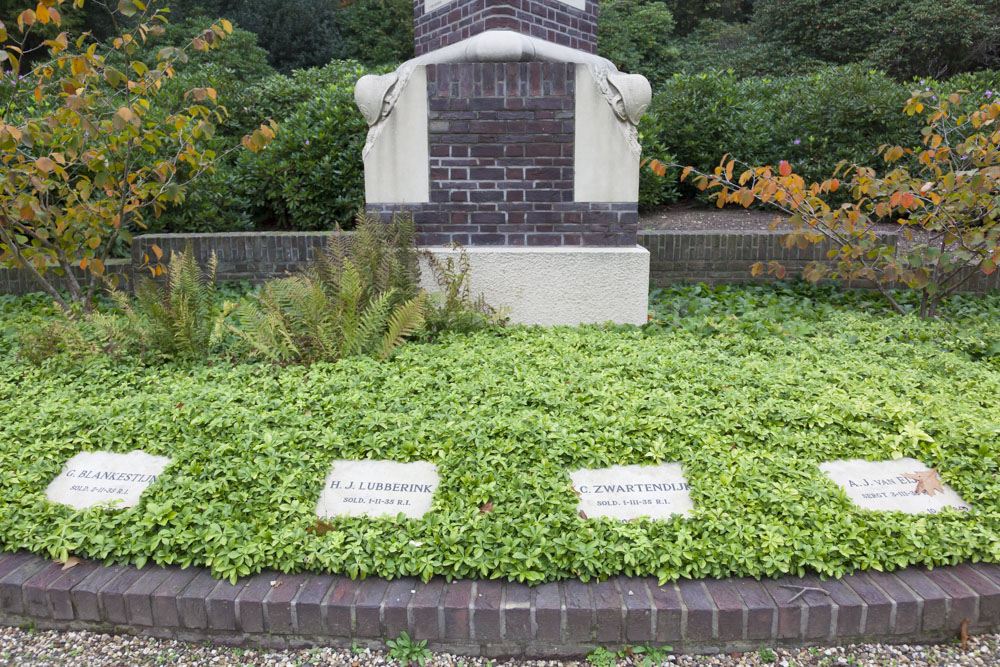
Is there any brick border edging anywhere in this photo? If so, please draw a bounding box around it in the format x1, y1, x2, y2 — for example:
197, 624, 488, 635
1, 551, 998, 657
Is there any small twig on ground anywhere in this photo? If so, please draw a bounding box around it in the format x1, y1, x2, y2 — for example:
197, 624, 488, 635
779, 584, 831, 603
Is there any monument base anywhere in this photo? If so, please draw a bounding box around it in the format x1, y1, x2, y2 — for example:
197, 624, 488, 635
418, 245, 650, 326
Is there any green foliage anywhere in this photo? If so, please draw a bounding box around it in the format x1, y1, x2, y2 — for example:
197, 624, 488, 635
418, 245, 509, 338
597, 0, 679, 92
759, 647, 777, 663
641, 66, 915, 203
864, 0, 1000, 79
671, 21, 826, 79
689, 86, 1000, 317
3, 283, 1000, 583
340, 0, 414, 66
587, 647, 617, 667
0, 0, 273, 311
237, 61, 375, 229
228, 215, 426, 362
651, 0, 751, 34
752, 0, 1000, 79
89, 246, 221, 360
385, 631, 431, 667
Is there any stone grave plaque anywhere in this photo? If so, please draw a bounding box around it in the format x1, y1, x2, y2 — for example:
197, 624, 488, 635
570, 463, 694, 521
820, 458, 971, 514
45, 450, 171, 510
316, 460, 439, 519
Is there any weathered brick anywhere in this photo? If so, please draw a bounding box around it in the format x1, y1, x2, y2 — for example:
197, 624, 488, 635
176, 570, 219, 630
354, 579, 389, 638
443, 580, 474, 640
237, 574, 279, 634
621, 579, 654, 642
71, 565, 128, 622
761, 579, 802, 640
151, 567, 200, 628
205, 577, 246, 632
124, 569, 175, 627
324, 578, 362, 637
411, 578, 445, 641
733, 579, 776, 641
0, 555, 49, 616
47, 561, 100, 620
534, 581, 562, 641
264, 574, 308, 634
563, 579, 593, 642
294, 575, 335, 636
382, 578, 416, 638
867, 570, 921, 635
23, 563, 68, 618
502, 582, 531, 640
591, 579, 623, 643
705, 578, 743, 641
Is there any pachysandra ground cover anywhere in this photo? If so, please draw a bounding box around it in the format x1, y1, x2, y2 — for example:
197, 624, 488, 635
2, 291, 1000, 584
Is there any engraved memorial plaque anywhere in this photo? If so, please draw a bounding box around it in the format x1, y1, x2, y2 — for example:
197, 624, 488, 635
820, 458, 971, 514
316, 460, 439, 519
570, 463, 694, 521
45, 450, 171, 510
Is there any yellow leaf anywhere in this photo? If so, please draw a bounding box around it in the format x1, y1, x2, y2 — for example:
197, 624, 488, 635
680, 166, 693, 181
35, 156, 55, 173
220, 18, 232, 34
35, 2, 49, 23
56, 556, 81, 570
152, 243, 162, 260
18, 9, 36, 29
86, 237, 100, 249
725, 160, 734, 181
91, 258, 105, 276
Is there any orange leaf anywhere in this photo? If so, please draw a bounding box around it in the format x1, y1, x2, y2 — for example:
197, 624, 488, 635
778, 160, 792, 177
56, 556, 81, 570
152, 243, 162, 260
91, 258, 105, 276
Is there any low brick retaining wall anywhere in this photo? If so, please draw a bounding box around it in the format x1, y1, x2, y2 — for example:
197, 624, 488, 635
4, 230, 1000, 296
0, 550, 997, 656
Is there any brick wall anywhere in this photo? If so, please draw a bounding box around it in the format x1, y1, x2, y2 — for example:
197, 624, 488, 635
0, 261, 132, 298
368, 62, 638, 247
413, 0, 598, 57
6, 230, 1000, 296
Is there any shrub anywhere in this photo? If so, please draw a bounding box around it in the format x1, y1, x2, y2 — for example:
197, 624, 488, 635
752, 0, 899, 66
658, 0, 751, 34
227, 215, 426, 362
753, 0, 1000, 79
237, 61, 374, 229
0, 0, 273, 312
641, 66, 915, 201
865, 0, 1000, 79
419, 245, 509, 338
89, 247, 222, 360
686, 88, 1000, 317
597, 0, 679, 91
341, 0, 414, 66
671, 21, 826, 79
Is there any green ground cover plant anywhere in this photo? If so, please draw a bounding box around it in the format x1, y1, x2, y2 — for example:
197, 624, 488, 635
1, 283, 999, 583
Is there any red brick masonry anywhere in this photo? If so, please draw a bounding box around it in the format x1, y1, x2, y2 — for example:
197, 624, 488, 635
413, 0, 599, 57
1, 550, 998, 656
368, 62, 639, 247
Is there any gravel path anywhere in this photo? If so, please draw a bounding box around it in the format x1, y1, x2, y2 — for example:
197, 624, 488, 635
1, 627, 998, 666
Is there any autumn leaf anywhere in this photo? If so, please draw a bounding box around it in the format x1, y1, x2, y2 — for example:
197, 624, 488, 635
778, 160, 792, 177
56, 556, 81, 570
306, 519, 336, 536
903, 469, 944, 496
578, 510, 588, 520
479, 501, 494, 514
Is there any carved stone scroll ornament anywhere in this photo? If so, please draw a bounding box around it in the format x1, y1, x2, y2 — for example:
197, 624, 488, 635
353, 30, 651, 157
354, 66, 415, 159
590, 66, 652, 157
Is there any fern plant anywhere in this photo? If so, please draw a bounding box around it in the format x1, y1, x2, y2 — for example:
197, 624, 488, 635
227, 214, 426, 363
89, 245, 221, 359
419, 243, 508, 338
228, 264, 425, 363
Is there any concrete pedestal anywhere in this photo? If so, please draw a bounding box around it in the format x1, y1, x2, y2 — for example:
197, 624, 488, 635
419, 245, 650, 326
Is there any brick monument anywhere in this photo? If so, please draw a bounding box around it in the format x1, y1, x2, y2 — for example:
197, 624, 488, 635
355, 0, 651, 325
